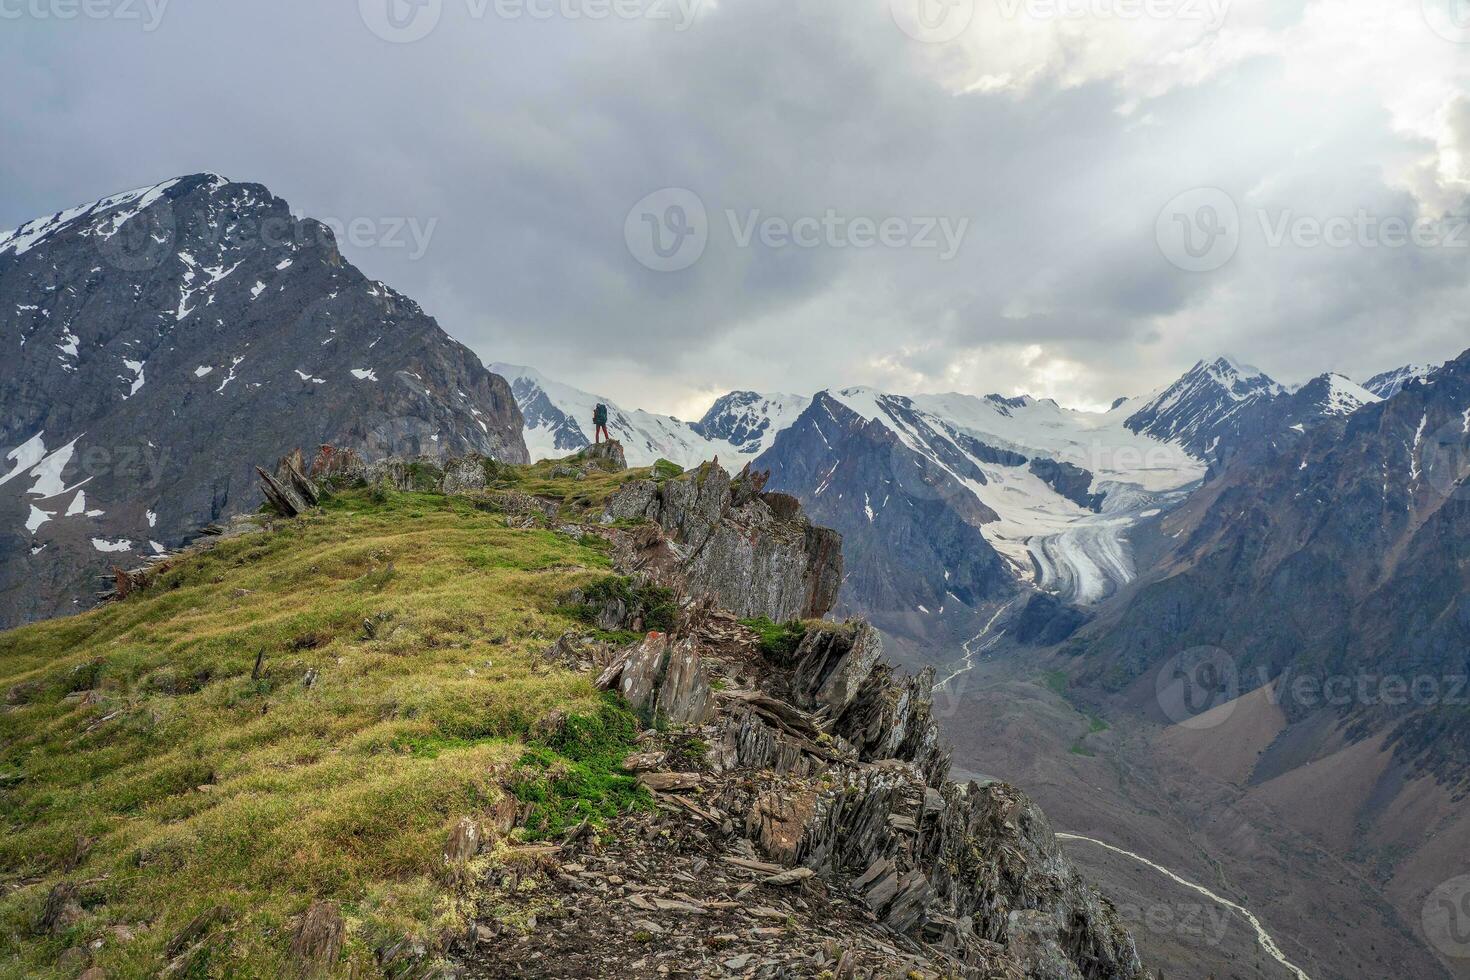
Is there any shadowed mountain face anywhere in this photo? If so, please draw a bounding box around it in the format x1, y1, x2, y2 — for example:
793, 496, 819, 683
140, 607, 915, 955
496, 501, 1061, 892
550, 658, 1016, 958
0, 173, 527, 628
754, 392, 1018, 660
1079, 349, 1470, 774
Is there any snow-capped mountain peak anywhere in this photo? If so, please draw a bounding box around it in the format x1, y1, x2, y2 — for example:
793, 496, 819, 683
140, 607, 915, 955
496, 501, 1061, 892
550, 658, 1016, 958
1362, 363, 1441, 399
1123, 356, 1286, 457
1312, 372, 1382, 416
691, 390, 810, 450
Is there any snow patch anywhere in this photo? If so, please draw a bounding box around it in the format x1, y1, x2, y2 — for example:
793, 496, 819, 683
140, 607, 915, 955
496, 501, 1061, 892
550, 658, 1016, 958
23, 435, 86, 499
91, 537, 134, 553
122, 359, 146, 398
1411, 413, 1428, 483
0, 433, 49, 488
216, 355, 245, 393
351, 368, 378, 382
26, 505, 52, 533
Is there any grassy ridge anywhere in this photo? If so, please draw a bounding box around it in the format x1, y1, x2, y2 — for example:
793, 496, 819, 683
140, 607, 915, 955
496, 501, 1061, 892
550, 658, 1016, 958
0, 487, 644, 978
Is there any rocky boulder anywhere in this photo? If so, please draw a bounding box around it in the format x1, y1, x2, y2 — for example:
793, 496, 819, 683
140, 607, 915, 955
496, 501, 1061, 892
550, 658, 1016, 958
604, 463, 842, 623
598, 632, 714, 727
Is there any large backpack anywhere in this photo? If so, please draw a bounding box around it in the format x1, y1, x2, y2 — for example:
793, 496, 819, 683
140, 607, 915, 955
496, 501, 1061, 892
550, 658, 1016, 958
594, 403, 608, 425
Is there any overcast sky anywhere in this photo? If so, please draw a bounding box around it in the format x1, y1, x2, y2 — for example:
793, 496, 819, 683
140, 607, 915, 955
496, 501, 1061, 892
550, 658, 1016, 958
3, 0, 1468, 417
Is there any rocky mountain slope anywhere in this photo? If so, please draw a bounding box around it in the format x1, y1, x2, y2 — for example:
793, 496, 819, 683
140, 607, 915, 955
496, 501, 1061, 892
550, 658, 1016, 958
1120, 356, 1287, 460
0, 443, 1149, 979
1364, 362, 1441, 399
1074, 347, 1470, 768
0, 174, 527, 629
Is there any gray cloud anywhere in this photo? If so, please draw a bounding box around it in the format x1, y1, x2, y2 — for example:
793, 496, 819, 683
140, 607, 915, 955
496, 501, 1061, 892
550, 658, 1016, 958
2, 0, 1467, 415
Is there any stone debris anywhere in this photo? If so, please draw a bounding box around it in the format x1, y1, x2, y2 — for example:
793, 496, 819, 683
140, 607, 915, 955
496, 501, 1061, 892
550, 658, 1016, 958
454, 610, 1148, 980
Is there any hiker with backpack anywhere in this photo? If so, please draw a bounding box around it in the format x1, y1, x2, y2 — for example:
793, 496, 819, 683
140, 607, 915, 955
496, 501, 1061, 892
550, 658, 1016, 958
593, 403, 611, 444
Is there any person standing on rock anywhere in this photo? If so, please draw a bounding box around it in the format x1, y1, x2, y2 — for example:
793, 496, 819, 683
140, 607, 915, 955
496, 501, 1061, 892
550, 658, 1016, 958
593, 403, 611, 445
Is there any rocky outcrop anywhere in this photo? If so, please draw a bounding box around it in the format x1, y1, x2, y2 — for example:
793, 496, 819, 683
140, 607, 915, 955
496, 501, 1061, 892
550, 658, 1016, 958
604, 462, 842, 623
573, 612, 1146, 980
598, 631, 714, 726
579, 440, 627, 472
1027, 459, 1104, 513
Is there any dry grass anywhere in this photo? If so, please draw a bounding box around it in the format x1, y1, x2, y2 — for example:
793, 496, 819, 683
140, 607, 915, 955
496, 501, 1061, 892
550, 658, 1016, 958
0, 486, 631, 978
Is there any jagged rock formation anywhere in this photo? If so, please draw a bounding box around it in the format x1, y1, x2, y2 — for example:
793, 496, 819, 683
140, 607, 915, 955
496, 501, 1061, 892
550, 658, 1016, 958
575, 613, 1146, 978
0, 173, 527, 630
1026, 459, 1104, 513
605, 461, 843, 623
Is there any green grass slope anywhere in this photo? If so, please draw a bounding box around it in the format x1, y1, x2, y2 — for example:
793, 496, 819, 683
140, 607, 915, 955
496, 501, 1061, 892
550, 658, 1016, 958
0, 483, 657, 978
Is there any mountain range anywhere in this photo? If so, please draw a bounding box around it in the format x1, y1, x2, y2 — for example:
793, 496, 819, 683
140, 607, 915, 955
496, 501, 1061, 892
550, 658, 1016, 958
497, 355, 1401, 662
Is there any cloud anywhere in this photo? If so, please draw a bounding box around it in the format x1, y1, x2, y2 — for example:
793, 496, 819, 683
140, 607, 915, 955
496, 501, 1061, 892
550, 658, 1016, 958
0, 0, 1466, 414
